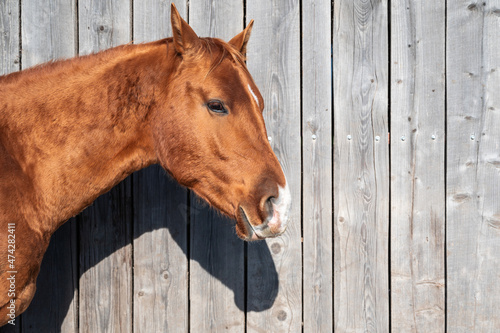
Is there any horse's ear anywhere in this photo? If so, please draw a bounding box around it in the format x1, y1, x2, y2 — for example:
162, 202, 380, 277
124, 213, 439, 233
229, 20, 254, 57
170, 4, 199, 54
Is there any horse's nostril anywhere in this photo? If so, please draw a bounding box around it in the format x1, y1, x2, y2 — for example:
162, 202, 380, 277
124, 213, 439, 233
264, 196, 274, 219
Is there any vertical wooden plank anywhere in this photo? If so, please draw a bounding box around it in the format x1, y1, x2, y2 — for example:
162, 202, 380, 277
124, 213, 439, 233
0, 0, 19, 75
78, 1, 132, 332
133, 0, 185, 43
132, 2, 188, 332
79, 185, 132, 333
132, 167, 188, 333
333, 0, 389, 332
302, 0, 333, 332
21, 0, 76, 66
188, 1, 246, 331
447, 0, 500, 331
390, 1, 445, 331
78, 0, 130, 56
19, 1, 79, 332
246, 0, 302, 332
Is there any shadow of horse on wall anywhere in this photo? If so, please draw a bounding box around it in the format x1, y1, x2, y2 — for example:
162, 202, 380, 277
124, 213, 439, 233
6, 165, 278, 332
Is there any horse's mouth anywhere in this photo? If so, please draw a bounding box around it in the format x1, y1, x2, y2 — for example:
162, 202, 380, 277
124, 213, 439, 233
238, 206, 283, 241
238, 207, 264, 241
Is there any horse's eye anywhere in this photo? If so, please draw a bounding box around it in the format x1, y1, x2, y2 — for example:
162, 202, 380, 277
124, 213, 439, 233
207, 100, 228, 114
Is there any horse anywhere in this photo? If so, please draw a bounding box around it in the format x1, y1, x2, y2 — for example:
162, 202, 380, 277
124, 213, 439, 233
0, 4, 290, 325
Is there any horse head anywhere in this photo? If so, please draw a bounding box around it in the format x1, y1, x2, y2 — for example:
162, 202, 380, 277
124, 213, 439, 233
152, 5, 291, 241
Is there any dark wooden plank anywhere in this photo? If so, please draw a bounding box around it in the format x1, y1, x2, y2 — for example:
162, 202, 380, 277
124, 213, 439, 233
132, 2, 189, 332
78, 1, 132, 332
21, 221, 78, 333
189, 206, 245, 332
447, 0, 500, 331
301, 0, 333, 331
246, 0, 302, 331
188, 1, 246, 331
132, 165, 188, 333
79, 182, 132, 332
18, 1, 78, 332
390, 1, 446, 331
333, 0, 389, 331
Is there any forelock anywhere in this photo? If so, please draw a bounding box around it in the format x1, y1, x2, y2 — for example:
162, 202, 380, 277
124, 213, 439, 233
196, 38, 248, 77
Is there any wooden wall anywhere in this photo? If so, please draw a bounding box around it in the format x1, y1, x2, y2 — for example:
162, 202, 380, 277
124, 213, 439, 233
0, 0, 499, 332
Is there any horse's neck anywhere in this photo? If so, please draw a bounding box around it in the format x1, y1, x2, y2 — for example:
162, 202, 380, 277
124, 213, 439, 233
1, 43, 170, 233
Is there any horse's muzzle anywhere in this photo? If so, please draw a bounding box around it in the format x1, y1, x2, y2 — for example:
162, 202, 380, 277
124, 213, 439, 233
240, 182, 291, 241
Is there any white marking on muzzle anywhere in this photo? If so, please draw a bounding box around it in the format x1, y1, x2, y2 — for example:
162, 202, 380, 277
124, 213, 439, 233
269, 182, 291, 233
248, 84, 259, 107
251, 180, 291, 239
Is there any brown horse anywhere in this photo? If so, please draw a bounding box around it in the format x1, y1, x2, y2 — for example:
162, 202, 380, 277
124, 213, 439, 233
0, 4, 290, 325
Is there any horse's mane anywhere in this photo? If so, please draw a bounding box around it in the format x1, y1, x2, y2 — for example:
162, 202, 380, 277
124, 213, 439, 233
0, 37, 246, 86
0, 41, 166, 86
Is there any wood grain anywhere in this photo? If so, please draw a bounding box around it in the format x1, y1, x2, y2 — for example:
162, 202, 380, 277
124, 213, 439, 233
390, 1, 446, 332
447, 0, 500, 331
18, 1, 78, 332
132, 2, 188, 332
333, 0, 389, 331
4, 1, 500, 331
246, 0, 302, 331
188, 1, 246, 332
0, 0, 19, 75
133, 0, 181, 43
301, 0, 333, 331
78, 1, 132, 332
78, 0, 130, 56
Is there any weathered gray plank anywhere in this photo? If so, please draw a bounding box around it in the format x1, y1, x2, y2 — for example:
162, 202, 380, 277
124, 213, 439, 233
132, 2, 188, 332
21, 0, 76, 66
447, 1, 500, 331
78, 0, 130, 56
18, 1, 78, 332
301, 0, 333, 331
133, 0, 185, 43
390, 1, 446, 332
246, 0, 302, 332
78, 1, 132, 332
0, 0, 19, 75
188, 1, 246, 331
333, 0, 389, 331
